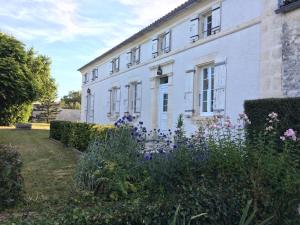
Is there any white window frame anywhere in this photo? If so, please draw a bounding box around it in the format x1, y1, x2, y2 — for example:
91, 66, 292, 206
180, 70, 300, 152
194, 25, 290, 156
111, 57, 120, 74
129, 81, 142, 115
127, 46, 141, 68
92, 68, 98, 80
111, 87, 120, 116
152, 31, 172, 58
203, 11, 213, 37
83, 73, 88, 84
200, 66, 215, 116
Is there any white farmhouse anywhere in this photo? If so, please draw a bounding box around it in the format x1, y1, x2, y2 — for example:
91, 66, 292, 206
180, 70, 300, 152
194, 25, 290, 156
79, 0, 300, 133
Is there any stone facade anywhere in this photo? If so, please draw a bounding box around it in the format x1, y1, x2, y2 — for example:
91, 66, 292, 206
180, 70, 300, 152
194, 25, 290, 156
260, 0, 300, 98
281, 9, 300, 97
260, 0, 284, 98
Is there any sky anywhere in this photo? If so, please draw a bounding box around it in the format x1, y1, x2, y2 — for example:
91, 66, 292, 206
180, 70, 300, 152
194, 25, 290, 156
0, 0, 187, 98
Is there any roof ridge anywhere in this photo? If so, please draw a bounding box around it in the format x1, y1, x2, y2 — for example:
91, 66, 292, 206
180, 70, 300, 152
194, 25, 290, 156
78, 0, 200, 71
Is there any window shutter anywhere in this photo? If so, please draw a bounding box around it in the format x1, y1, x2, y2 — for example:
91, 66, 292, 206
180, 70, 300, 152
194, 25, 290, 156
84, 95, 88, 121
135, 46, 141, 64
190, 17, 199, 42
184, 73, 194, 117
164, 31, 171, 53
110, 61, 114, 74
199, 15, 205, 39
212, 4, 221, 34
116, 88, 121, 114
135, 82, 142, 113
214, 61, 226, 113
107, 89, 112, 115
152, 38, 158, 58
126, 51, 132, 67
115, 57, 120, 72
91, 94, 95, 123
124, 85, 129, 113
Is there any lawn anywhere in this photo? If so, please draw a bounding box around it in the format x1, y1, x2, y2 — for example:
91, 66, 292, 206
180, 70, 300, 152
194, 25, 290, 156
0, 124, 78, 221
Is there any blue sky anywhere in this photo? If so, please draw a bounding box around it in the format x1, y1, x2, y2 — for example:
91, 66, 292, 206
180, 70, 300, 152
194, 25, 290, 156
0, 0, 186, 98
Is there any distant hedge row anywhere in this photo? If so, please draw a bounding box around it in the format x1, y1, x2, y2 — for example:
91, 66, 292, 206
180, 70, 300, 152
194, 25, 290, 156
50, 121, 114, 152
244, 97, 300, 136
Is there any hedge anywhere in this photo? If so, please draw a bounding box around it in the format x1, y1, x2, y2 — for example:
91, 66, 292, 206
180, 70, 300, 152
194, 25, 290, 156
0, 145, 23, 211
244, 97, 300, 136
50, 121, 113, 152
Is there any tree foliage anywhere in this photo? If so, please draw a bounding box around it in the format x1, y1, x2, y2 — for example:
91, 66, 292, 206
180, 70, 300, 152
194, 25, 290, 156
0, 32, 57, 125
36, 78, 60, 123
60, 91, 81, 109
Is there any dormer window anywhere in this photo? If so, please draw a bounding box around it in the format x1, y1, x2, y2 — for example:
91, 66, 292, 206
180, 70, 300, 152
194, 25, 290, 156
152, 30, 171, 58
127, 46, 141, 68
92, 68, 98, 80
110, 57, 120, 74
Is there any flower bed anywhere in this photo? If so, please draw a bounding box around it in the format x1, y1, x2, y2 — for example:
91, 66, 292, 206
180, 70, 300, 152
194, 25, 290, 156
41, 113, 300, 225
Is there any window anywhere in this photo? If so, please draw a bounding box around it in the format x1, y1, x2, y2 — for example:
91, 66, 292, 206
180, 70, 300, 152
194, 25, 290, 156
92, 68, 98, 80
127, 46, 141, 68
83, 73, 88, 84
160, 76, 168, 84
110, 57, 120, 74
200, 66, 214, 115
108, 87, 121, 116
129, 82, 142, 114
152, 31, 171, 58
163, 93, 168, 112
203, 12, 213, 37
124, 82, 142, 115
189, 4, 221, 41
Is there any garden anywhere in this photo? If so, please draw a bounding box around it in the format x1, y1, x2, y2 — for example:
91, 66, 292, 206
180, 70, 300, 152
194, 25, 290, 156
1, 98, 300, 225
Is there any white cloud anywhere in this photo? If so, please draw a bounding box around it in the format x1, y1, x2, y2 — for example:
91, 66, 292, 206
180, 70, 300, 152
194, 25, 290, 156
0, 0, 117, 42
116, 0, 187, 26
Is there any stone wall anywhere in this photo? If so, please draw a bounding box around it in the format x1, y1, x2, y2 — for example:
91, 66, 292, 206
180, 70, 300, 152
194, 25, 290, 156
281, 9, 300, 97
260, 0, 300, 98
260, 0, 284, 98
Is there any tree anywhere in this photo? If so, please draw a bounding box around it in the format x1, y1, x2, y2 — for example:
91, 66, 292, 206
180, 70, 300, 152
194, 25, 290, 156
37, 78, 60, 123
60, 91, 81, 109
0, 32, 57, 125
0, 33, 38, 108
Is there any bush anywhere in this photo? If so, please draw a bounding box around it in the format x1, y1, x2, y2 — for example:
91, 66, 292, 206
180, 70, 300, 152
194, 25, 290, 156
244, 97, 300, 136
0, 103, 32, 126
49, 121, 114, 152
49, 120, 64, 140
0, 145, 23, 211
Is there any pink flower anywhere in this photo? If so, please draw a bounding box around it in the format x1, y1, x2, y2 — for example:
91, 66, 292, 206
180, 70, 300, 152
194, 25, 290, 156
283, 128, 297, 141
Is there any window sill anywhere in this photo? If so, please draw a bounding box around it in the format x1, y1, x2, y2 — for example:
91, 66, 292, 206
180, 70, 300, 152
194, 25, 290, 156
275, 1, 300, 13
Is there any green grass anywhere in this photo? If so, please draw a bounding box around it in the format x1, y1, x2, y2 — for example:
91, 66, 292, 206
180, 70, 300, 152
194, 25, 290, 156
0, 124, 78, 220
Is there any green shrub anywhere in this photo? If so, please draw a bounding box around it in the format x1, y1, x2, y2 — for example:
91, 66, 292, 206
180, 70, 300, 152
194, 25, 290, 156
49, 121, 114, 152
49, 120, 64, 140
0, 145, 23, 211
244, 97, 300, 136
0, 103, 32, 126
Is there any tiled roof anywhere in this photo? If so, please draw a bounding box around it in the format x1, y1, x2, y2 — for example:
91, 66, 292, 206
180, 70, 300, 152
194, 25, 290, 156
78, 0, 200, 71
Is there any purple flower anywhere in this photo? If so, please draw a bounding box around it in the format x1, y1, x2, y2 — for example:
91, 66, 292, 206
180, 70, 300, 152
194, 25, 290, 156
283, 128, 297, 141
144, 152, 152, 161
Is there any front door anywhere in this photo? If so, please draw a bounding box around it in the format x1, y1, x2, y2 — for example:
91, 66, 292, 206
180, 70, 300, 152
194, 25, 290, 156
158, 77, 168, 132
